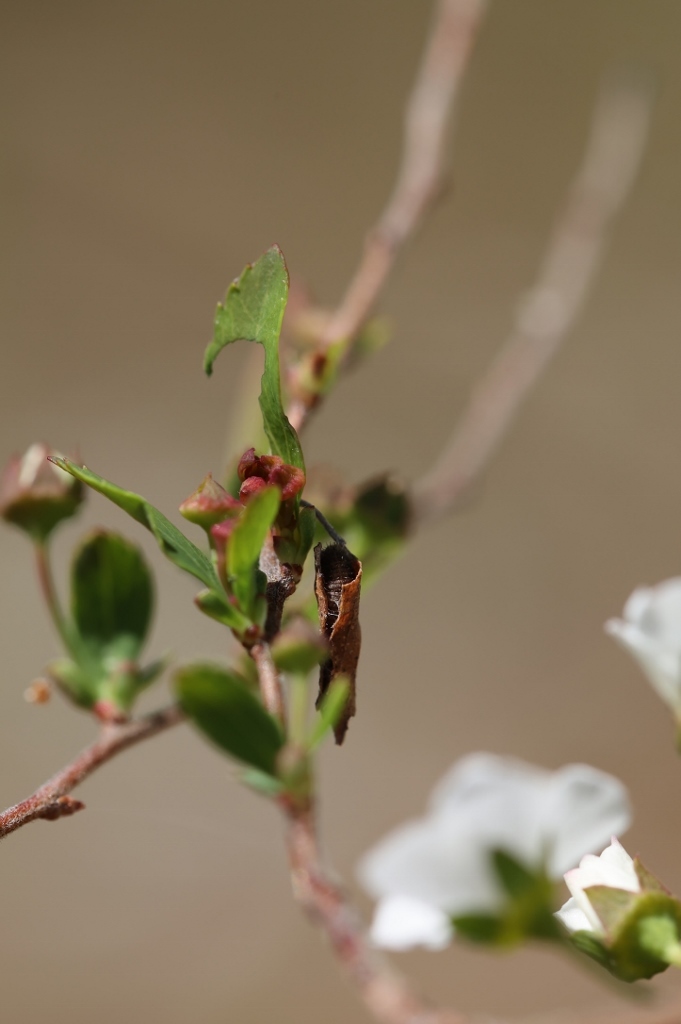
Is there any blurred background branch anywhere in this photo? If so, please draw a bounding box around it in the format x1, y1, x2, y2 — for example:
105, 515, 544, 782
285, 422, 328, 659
412, 73, 653, 528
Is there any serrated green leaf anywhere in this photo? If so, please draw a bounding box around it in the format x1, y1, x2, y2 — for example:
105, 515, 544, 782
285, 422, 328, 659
228, 486, 280, 618
52, 459, 219, 592
203, 246, 304, 472
71, 530, 153, 659
307, 677, 349, 751
176, 663, 284, 775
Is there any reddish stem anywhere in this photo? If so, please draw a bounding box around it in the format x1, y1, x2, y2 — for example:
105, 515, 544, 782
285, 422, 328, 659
0, 705, 184, 839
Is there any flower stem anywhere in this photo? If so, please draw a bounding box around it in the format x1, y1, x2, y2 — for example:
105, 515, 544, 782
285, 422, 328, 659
34, 540, 72, 653
289, 672, 309, 747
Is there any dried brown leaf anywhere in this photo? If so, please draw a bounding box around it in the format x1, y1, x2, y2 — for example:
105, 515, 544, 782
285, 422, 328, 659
313, 543, 362, 744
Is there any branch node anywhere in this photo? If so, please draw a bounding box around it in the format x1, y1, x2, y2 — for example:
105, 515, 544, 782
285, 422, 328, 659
39, 796, 86, 822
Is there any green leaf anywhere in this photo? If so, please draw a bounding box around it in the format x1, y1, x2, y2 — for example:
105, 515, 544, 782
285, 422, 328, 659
296, 504, 317, 565
491, 850, 538, 898
451, 914, 505, 945
241, 768, 284, 798
569, 930, 614, 972
176, 663, 284, 775
52, 459, 219, 591
48, 657, 98, 708
271, 626, 327, 676
71, 530, 153, 658
228, 486, 280, 618
194, 588, 252, 633
203, 246, 304, 472
307, 677, 350, 751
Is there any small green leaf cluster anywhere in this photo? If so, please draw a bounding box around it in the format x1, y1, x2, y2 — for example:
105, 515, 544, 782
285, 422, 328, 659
41, 247, 350, 768
52, 531, 163, 716
175, 663, 348, 802
53, 459, 275, 642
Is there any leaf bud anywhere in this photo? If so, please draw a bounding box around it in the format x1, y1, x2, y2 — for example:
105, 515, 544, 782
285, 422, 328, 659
0, 443, 84, 541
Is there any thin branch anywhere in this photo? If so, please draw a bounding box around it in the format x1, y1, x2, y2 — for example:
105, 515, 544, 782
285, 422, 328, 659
412, 73, 653, 528
300, 499, 347, 546
251, 640, 286, 726
34, 540, 72, 652
285, 804, 467, 1024
288, 0, 487, 433
0, 704, 184, 839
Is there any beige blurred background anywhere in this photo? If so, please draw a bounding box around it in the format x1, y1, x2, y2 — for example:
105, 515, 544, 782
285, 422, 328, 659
2, 1, 681, 1021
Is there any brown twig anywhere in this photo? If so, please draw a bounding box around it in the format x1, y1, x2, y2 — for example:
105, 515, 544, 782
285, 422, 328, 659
287, 0, 488, 433
251, 640, 286, 726
412, 73, 653, 528
285, 804, 467, 1024
0, 704, 184, 839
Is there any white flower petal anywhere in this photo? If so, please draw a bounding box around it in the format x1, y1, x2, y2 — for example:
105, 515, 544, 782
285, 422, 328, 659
605, 618, 681, 707
429, 753, 547, 867
565, 838, 639, 896
429, 753, 548, 814
545, 766, 632, 877
357, 815, 502, 915
607, 578, 681, 711
357, 755, 632, 931
639, 579, 681, 651
555, 896, 596, 934
562, 838, 638, 935
369, 895, 453, 951
622, 586, 654, 625
18, 443, 47, 487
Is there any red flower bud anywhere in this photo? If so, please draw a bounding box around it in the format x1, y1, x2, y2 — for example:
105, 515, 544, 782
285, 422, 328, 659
239, 475, 268, 503
179, 473, 241, 529
236, 448, 305, 502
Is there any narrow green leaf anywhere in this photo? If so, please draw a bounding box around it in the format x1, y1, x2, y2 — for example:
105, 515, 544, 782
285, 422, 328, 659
307, 676, 350, 751
569, 930, 615, 972
241, 768, 284, 798
203, 246, 304, 471
194, 588, 252, 633
52, 459, 219, 592
228, 486, 280, 618
71, 530, 153, 658
176, 663, 284, 775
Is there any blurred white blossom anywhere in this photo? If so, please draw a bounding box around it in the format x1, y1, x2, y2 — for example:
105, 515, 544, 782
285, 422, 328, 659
556, 837, 639, 935
605, 578, 681, 713
357, 753, 631, 951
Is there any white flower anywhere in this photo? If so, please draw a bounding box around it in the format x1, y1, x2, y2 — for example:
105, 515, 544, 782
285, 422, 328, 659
357, 753, 631, 951
556, 837, 640, 935
369, 895, 453, 951
605, 579, 681, 712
